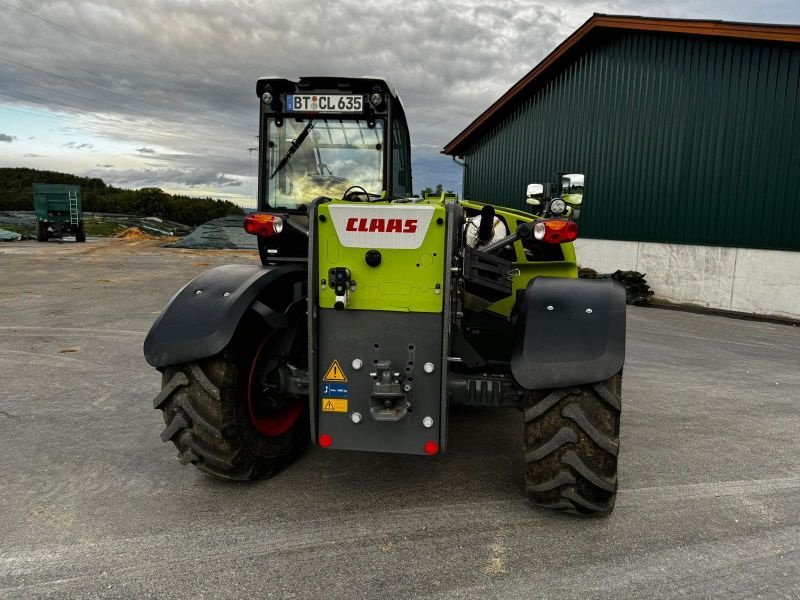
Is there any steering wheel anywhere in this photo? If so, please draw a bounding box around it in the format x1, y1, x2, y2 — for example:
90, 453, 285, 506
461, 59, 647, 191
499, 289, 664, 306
342, 185, 370, 202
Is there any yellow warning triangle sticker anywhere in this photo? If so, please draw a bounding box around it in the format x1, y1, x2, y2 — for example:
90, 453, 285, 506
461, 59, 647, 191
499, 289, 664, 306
323, 359, 347, 382
324, 400, 335, 410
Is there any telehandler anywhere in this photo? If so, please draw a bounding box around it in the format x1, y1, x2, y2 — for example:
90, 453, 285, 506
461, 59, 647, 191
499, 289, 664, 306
144, 77, 626, 515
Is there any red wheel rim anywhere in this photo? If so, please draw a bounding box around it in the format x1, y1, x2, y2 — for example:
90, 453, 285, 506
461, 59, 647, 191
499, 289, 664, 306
247, 332, 304, 437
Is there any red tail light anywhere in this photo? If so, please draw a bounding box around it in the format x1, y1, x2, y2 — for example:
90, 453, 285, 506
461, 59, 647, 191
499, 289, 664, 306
423, 441, 439, 455
533, 219, 578, 244
319, 434, 333, 448
244, 213, 284, 237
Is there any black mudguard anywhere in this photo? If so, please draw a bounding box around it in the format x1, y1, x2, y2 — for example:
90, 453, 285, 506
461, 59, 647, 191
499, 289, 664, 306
511, 277, 626, 390
144, 264, 305, 368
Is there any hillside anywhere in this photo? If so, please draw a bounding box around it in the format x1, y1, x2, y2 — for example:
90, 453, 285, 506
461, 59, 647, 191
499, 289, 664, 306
0, 168, 242, 227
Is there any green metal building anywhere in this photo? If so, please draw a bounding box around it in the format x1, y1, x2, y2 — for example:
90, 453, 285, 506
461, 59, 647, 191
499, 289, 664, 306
443, 14, 800, 252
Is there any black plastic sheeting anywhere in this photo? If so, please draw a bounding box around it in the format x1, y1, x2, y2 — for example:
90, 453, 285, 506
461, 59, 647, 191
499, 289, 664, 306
0, 227, 22, 241
167, 216, 257, 250
579, 268, 654, 305
0, 211, 36, 228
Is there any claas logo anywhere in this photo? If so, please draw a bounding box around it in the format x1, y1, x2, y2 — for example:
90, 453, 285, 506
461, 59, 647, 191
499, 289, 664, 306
345, 217, 418, 233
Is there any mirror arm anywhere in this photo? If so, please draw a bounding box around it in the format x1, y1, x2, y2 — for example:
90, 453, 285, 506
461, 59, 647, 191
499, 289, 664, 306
479, 232, 520, 255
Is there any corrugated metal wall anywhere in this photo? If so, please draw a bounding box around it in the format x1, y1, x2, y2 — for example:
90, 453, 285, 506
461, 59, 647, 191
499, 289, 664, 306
463, 32, 800, 251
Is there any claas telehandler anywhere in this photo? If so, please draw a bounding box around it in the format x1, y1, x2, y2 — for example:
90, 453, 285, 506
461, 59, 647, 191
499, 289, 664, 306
144, 77, 626, 515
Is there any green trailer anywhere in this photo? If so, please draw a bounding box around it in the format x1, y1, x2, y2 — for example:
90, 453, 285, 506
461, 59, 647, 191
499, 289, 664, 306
33, 183, 86, 242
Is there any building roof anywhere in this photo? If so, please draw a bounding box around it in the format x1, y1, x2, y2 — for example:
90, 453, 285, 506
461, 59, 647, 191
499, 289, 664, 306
442, 14, 800, 156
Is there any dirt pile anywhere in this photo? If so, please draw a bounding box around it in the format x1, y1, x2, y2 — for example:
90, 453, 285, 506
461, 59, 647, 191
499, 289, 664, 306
114, 227, 156, 240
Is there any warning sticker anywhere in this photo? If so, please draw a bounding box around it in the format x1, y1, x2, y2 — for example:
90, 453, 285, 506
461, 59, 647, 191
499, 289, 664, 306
322, 383, 348, 398
322, 398, 348, 413
323, 359, 347, 382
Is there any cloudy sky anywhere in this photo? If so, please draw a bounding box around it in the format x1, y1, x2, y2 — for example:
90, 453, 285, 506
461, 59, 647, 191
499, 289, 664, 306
1, 0, 798, 207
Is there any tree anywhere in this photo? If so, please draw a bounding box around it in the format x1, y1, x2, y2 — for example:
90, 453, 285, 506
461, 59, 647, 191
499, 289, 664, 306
419, 183, 455, 197
133, 188, 169, 216
0, 168, 244, 226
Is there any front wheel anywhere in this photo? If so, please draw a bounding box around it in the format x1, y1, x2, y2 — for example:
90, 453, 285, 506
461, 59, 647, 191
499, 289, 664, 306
153, 320, 309, 480
524, 372, 621, 516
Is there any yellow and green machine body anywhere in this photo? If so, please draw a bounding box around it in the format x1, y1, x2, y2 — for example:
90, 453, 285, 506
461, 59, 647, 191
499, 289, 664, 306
144, 77, 625, 458
307, 193, 586, 455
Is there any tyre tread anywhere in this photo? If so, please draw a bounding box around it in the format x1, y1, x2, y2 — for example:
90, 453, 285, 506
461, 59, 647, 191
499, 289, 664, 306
160, 410, 188, 442
153, 371, 188, 409
562, 487, 610, 513
524, 373, 622, 516
523, 389, 570, 422
188, 362, 221, 400
175, 395, 223, 438
526, 470, 575, 493
561, 402, 619, 456
153, 322, 308, 482
561, 450, 616, 492
524, 427, 578, 462
154, 362, 264, 479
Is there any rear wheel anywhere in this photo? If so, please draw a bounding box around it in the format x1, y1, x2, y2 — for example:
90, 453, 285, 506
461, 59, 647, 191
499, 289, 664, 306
153, 316, 309, 480
76, 222, 86, 242
524, 372, 621, 516
36, 222, 48, 242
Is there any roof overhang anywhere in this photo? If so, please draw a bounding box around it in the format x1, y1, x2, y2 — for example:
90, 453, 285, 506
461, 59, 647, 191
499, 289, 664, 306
442, 13, 800, 156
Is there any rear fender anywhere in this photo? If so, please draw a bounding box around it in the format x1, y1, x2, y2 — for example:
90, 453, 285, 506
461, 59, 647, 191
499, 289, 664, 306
511, 277, 626, 389
144, 264, 305, 368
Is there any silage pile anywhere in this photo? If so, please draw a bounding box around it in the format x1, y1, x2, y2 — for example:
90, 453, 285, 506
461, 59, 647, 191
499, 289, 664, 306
167, 216, 256, 250
115, 227, 156, 240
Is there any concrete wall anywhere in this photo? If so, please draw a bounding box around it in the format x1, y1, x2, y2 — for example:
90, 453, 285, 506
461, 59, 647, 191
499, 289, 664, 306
573, 239, 800, 320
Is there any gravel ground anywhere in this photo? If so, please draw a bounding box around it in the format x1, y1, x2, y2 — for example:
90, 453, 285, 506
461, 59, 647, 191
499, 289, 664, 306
1, 238, 799, 599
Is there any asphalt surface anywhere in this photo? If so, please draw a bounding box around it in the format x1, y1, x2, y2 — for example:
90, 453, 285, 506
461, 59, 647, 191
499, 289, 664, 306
1, 238, 799, 599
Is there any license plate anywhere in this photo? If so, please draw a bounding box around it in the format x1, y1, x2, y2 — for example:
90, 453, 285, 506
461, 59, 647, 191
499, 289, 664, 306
286, 94, 363, 113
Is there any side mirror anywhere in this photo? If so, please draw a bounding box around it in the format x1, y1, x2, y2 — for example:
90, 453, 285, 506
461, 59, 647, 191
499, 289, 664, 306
561, 173, 584, 202
560, 174, 583, 218
526, 183, 544, 207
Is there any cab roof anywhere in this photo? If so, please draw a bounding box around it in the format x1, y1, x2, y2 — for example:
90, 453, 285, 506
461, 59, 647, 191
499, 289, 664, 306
256, 76, 399, 101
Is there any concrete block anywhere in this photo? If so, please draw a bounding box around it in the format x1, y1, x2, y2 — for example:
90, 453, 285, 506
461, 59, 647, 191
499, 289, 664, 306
573, 238, 639, 272
574, 238, 800, 319
636, 242, 736, 309
730, 249, 800, 320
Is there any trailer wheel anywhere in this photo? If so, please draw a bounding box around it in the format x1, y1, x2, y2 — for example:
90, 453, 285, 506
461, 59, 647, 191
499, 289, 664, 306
76, 222, 86, 243
36, 222, 48, 242
153, 318, 309, 480
524, 372, 621, 516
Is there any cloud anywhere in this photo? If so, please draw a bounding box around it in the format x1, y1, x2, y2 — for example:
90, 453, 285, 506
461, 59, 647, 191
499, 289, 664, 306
24, 153, 45, 157
62, 141, 93, 149
89, 165, 243, 188
96, 163, 114, 167
0, 134, 16, 142
1, 0, 797, 200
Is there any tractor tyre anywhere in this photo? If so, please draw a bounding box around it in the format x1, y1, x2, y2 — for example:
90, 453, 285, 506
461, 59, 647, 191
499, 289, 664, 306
36, 222, 48, 242
524, 371, 621, 516
152, 319, 309, 481
76, 222, 86, 242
